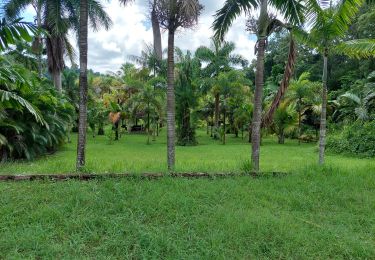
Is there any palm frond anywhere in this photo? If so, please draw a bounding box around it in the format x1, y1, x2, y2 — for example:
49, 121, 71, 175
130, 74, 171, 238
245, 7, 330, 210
212, 0, 258, 42
332, 0, 365, 37
334, 39, 375, 58
0, 89, 47, 126
0, 17, 37, 51
270, 0, 305, 25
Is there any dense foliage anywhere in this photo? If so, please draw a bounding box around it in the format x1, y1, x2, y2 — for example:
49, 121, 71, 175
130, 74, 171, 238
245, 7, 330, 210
0, 56, 73, 160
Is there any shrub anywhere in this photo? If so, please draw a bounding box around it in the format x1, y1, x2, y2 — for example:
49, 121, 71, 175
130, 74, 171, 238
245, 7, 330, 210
326, 121, 375, 157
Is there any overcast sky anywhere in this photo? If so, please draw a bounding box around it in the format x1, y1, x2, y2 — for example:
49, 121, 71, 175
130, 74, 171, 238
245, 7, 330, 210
24, 0, 257, 73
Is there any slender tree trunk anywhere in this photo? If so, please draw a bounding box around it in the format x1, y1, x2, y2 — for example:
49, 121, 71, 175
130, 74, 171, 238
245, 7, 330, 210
76, 0, 88, 171
278, 130, 285, 144
223, 104, 226, 145
151, 1, 162, 61
147, 104, 150, 145
52, 71, 62, 92
251, 38, 266, 172
115, 122, 119, 141
319, 53, 328, 165
213, 93, 220, 139
36, 3, 43, 78
298, 102, 301, 145
166, 30, 176, 171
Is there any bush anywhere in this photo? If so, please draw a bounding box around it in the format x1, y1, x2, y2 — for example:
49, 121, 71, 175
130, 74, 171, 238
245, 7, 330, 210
326, 121, 375, 157
0, 58, 74, 161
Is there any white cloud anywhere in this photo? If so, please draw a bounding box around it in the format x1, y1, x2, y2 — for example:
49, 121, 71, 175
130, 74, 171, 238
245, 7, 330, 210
24, 0, 257, 73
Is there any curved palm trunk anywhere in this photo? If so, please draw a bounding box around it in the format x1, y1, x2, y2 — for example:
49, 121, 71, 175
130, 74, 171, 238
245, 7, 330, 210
251, 38, 266, 172
263, 36, 296, 127
76, 0, 88, 171
166, 30, 176, 171
319, 53, 328, 165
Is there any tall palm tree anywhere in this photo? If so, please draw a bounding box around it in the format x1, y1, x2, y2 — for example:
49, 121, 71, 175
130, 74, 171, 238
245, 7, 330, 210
295, 0, 375, 164
4, 0, 112, 92
76, 0, 88, 170
213, 0, 305, 172
154, 0, 202, 171
195, 39, 247, 138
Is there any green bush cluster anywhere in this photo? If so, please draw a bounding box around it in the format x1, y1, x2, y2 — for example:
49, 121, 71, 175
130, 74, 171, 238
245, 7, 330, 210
326, 121, 375, 157
0, 58, 74, 161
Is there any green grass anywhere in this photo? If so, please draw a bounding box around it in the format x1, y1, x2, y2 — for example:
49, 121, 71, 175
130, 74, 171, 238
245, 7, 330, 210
1, 130, 375, 258
1, 129, 374, 174
1, 169, 374, 258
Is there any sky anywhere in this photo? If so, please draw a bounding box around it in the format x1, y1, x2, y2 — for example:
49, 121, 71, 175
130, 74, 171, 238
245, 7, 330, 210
23, 0, 257, 73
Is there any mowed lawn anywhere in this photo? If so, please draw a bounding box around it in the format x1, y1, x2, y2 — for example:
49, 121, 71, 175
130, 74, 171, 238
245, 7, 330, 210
1, 171, 375, 258
1, 129, 374, 174
1, 131, 375, 258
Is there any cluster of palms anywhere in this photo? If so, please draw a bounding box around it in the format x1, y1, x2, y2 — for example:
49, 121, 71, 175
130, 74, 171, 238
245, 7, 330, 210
1, 0, 375, 172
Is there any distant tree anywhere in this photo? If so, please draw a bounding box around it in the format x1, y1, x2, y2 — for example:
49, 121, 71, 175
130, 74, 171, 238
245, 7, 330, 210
195, 39, 247, 139
175, 50, 199, 146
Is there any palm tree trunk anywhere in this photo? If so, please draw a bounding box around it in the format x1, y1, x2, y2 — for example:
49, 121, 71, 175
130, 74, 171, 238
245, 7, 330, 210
36, 3, 43, 78
166, 29, 176, 171
76, 0, 88, 171
251, 37, 266, 172
151, 1, 162, 61
263, 35, 296, 127
147, 103, 150, 145
251, 0, 268, 172
214, 93, 220, 139
319, 53, 328, 165
298, 100, 301, 145
223, 104, 226, 145
52, 71, 62, 92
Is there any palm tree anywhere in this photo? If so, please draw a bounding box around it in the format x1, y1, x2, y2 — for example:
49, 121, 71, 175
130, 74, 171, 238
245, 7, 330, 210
5, 0, 112, 92
76, 0, 88, 170
175, 50, 199, 146
286, 72, 319, 144
195, 39, 247, 138
153, 0, 202, 171
294, 0, 375, 164
131, 84, 162, 144
216, 70, 250, 144
213, 0, 305, 172
273, 102, 298, 144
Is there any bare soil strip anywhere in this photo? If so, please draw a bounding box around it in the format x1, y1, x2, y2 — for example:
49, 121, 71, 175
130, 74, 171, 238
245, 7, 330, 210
0, 172, 288, 182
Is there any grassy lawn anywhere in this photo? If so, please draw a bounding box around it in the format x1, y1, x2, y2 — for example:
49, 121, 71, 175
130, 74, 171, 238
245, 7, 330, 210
1, 130, 375, 258
1, 129, 374, 174
1, 170, 374, 258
